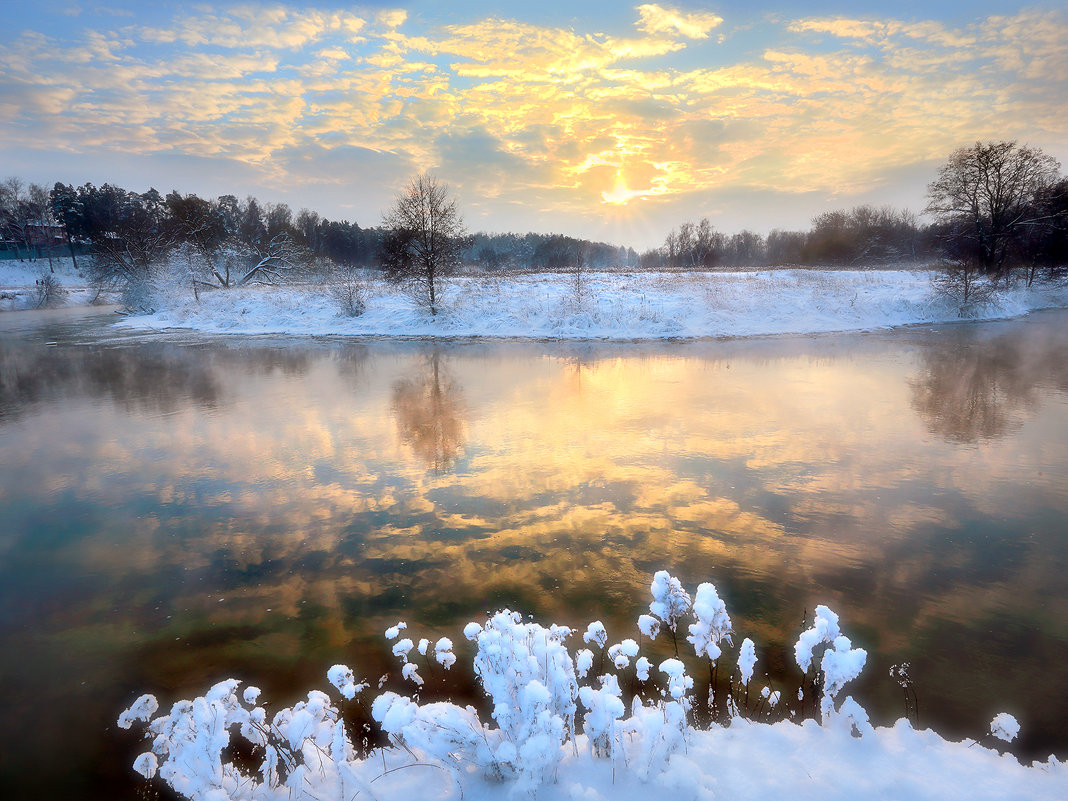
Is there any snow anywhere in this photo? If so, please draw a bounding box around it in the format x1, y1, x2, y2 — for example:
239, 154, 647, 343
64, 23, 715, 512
119, 571, 1068, 801
686, 582, 732, 661
583, 621, 608, 648
637, 614, 661, 640
738, 638, 757, 687
435, 637, 456, 669
608, 639, 640, 669
326, 665, 367, 700
110, 269, 1068, 341
7, 264, 1067, 341
795, 605, 842, 672
649, 570, 691, 634
0, 256, 104, 310
991, 713, 1021, 743
117, 693, 158, 729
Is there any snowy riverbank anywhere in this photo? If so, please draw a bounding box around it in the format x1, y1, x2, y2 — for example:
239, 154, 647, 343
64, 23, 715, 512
0, 256, 105, 310
118, 268, 1068, 340
119, 573, 1068, 801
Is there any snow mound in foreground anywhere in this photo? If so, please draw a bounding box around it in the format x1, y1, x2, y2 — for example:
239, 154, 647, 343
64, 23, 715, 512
118, 269, 1068, 341
119, 571, 1067, 800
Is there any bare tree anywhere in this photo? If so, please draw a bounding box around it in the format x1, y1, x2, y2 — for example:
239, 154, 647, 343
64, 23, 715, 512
233, 233, 306, 286
382, 172, 466, 315
926, 141, 1061, 277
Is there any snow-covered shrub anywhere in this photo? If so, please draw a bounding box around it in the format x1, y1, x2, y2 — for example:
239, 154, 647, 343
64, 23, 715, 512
33, 271, 67, 308
648, 570, 691, 654
330, 274, 366, 317
686, 582, 732, 661
795, 605, 868, 726
374, 610, 583, 792
578, 674, 625, 757
117, 677, 358, 800
738, 638, 756, 688
465, 611, 579, 789
623, 676, 693, 781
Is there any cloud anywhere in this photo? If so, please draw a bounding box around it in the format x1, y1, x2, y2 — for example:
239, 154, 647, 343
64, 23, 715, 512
0, 3, 1065, 240
636, 4, 723, 39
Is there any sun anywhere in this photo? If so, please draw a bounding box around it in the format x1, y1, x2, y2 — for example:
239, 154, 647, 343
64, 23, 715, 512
601, 171, 651, 205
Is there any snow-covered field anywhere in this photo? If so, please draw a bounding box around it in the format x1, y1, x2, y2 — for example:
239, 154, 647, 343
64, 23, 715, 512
5, 260, 1067, 340
119, 572, 1067, 801
118, 268, 1068, 340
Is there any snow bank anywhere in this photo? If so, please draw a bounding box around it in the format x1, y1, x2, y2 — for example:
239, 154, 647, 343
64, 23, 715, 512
114, 269, 1068, 340
119, 571, 1067, 801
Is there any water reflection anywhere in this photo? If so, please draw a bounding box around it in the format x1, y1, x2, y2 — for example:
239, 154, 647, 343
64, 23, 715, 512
0, 341, 223, 419
909, 323, 1068, 442
391, 350, 467, 472
1, 311, 1068, 799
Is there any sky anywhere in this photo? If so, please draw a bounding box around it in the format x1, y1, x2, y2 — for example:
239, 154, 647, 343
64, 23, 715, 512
1, 1, 1066, 250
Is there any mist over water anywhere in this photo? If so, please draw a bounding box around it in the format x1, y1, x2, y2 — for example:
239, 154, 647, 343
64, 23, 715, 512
2, 308, 1068, 798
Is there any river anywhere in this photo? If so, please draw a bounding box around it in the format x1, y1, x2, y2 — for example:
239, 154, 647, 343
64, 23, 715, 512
2, 306, 1068, 798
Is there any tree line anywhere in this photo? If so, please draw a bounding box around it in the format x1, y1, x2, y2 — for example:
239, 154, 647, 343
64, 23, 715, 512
644, 206, 933, 270
642, 142, 1068, 285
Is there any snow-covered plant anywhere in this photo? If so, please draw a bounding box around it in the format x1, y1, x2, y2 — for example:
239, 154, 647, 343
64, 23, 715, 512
738, 638, 756, 688
578, 674, 625, 757
637, 613, 661, 641
608, 639, 639, 670
761, 686, 780, 708
576, 648, 595, 679
635, 656, 652, 682
890, 662, 919, 726
794, 605, 868, 726
380, 610, 580, 792
649, 570, 692, 654
621, 660, 693, 782
583, 620, 608, 649
794, 605, 841, 673
389, 635, 425, 686
686, 582, 732, 660
434, 637, 456, 669
330, 273, 366, 317
991, 713, 1021, 743
471, 613, 577, 748
118, 677, 358, 801
658, 658, 694, 702
327, 664, 368, 700
737, 637, 757, 713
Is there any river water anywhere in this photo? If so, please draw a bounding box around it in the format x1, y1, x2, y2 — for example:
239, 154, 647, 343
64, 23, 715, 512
2, 306, 1068, 798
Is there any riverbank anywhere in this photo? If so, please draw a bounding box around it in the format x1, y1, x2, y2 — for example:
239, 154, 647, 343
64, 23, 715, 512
119, 268, 1068, 340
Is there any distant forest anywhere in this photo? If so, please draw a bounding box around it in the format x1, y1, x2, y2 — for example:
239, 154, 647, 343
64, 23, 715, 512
1, 176, 940, 273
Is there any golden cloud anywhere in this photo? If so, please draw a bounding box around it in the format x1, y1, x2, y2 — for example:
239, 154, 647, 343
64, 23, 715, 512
636, 3, 724, 39
1, 4, 1065, 222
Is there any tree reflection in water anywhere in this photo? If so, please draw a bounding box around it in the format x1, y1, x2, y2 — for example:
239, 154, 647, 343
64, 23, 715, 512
391, 349, 467, 472
909, 323, 1068, 443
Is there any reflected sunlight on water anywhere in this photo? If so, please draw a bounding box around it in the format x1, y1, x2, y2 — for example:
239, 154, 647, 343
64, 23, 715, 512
2, 308, 1068, 798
